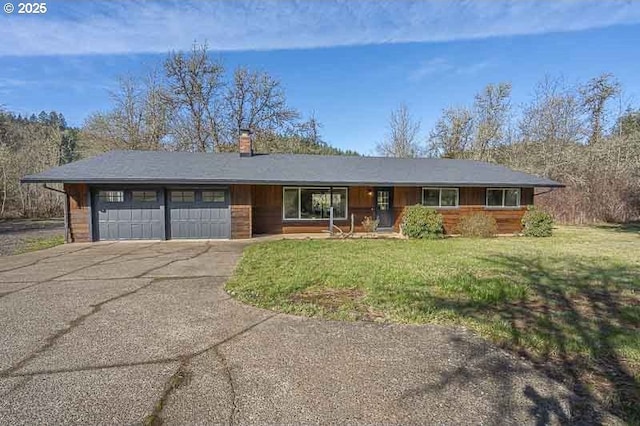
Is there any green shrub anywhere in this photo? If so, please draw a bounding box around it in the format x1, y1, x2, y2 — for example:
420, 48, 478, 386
456, 213, 498, 238
361, 216, 380, 233
401, 205, 444, 239
521, 206, 554, 237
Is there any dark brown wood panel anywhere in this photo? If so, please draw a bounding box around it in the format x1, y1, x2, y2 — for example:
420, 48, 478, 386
459, 187, 485, 206
252, 185, 376, 235
230, 185, 252, 239
391, 187, 526, 234
394, 187, 421, 206
250, 185, 530, 237
64, 183, 91, 242
252, 185, 283, 235
395, 205, 526, 234
522, 187, 534, 205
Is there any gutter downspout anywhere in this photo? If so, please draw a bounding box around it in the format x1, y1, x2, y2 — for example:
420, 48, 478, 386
533, 188, 558, 197
43, 184, 69, 243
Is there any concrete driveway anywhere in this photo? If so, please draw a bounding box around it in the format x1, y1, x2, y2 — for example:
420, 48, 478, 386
0, 241, 575, 425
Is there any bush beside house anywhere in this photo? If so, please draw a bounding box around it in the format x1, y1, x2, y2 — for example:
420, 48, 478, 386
401, 205, 444, 239
522, 206, 554, 237
456, 213, 498, 238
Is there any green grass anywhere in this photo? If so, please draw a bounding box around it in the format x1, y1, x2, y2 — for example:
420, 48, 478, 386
15, 235, 65, 254
227, 226, 640, 422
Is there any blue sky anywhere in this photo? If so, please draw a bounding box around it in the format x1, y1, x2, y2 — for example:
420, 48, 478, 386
1, 0, 639, 154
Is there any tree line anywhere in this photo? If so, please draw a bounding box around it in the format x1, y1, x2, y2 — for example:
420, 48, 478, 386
0, 43, 356, 218
81, 42, 357, 157
377, 74, 640, 223
0, 111, 79, 217
1, 41, 638, 223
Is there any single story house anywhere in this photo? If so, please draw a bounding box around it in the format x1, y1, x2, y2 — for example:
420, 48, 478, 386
21, 130, 563, 242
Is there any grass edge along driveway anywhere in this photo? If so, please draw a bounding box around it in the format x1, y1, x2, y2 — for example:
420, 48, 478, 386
226, 225, 640, 423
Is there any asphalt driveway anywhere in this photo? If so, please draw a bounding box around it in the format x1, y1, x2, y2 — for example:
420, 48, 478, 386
0, 241, 575, 425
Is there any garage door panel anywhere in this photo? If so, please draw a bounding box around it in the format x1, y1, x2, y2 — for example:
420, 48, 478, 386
168, 190, 230, 239
94, 189, 164, 241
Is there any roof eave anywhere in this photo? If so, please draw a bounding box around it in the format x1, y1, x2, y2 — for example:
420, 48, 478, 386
20, 176, 565, 188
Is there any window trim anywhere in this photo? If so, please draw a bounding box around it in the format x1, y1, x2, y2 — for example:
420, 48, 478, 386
170, 190, 196, 203
485, 188, 521, 208
98, 190, 125, 203
282, 186, 349, 221
201, 190, 227, 204
421, 187, 460, 208
131, 190, 158, 203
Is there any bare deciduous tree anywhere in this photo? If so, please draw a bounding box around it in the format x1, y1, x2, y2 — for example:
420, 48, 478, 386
473, 82, 511, 160
224, 67, 299, 147
164, 42, 224, 152
427, 107, 474, 158
376, 104, 422, 158
579, 73, 621, 144
81, 72, 174, 155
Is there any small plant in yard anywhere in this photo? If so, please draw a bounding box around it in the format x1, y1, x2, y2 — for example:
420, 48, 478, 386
522, 205, 554, 237
361, 216, 379, 233
400, 205, 444, 239
456, 212, 497, 237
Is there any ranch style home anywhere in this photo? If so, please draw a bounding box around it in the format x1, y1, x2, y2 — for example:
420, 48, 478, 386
22, 130, 563, 242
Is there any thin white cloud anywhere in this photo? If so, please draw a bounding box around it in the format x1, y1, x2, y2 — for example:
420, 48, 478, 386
1, 0, 639, 56
409, 58, 491, 81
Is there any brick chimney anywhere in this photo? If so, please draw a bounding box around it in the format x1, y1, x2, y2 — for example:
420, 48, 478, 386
239, 128, 253, 157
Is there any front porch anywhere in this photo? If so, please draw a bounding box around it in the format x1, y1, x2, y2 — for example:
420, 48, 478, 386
250, 185, 533, 236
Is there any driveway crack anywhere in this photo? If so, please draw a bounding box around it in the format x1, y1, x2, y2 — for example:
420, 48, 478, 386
0, 242, 158, 299
138, 243, 213, 278
144, 313, 278, 426
0, 278, 159, 378
0, 243, 114, 273
213, 345, 238, 425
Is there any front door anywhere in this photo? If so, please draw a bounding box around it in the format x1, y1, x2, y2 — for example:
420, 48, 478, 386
375, 188, 393, 228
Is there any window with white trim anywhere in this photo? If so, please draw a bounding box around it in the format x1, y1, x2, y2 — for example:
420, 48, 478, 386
486, 188, 520, 207
98, 190, 124, 202
283, 187, 348, 220
422, 188, 459, 207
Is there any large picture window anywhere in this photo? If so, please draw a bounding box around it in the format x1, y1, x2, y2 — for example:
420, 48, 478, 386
422, 188, 459, 208
486, 188, 520, 207
283, 187, 348, 220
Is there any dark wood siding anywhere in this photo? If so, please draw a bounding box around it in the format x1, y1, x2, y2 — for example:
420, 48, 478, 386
230, 185, 252, 239
522, 187, 534, 205
250, 185, 531, 236
252, 185, 374, 235
393, 186, 529, 234
252, 185, 283, 235
64, 184, 535, 241
64, 183, 91, 242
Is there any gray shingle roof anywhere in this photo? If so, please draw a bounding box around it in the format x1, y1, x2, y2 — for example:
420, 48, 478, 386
21, 150, 563, 187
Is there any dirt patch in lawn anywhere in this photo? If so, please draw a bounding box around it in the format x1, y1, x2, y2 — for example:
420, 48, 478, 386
291, 288, 385, 321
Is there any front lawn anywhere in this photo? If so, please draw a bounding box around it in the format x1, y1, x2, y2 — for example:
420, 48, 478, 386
15, 235, 65, 254
227, 226, 640, 422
